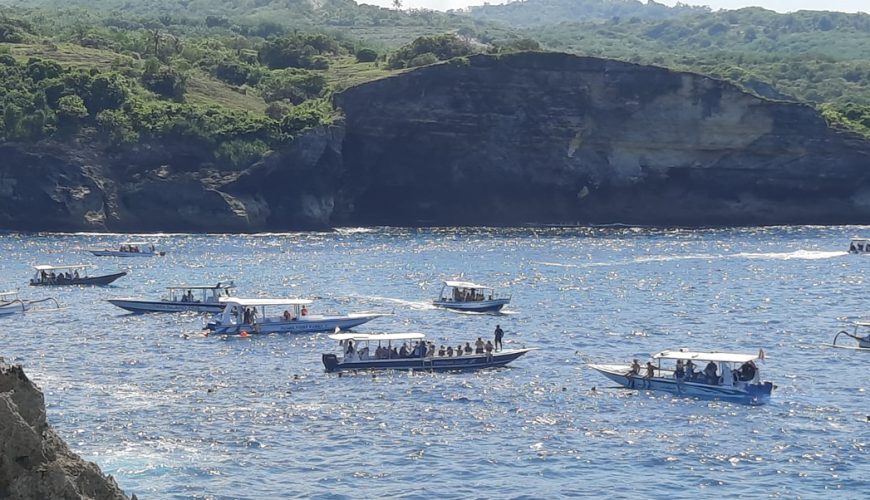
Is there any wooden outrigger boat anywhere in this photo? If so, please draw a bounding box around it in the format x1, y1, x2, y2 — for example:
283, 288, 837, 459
29, 265, 127, 287
322, 332, 536, 373
108, 282, 235, 313
432, 280, 511, 313
88, 241, 165, 257
0, 290, 60, 316
589, 349, 774, 405
830, 322, 870, 351
204, 298, 384, 336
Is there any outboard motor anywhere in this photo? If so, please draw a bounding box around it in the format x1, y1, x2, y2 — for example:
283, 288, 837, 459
322, 353, 339, 373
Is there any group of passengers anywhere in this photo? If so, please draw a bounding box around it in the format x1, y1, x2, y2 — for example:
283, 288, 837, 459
37, 270, 79, 284
628, 358, 759, 387
343, 337, 496, 361
281, 306, 308, 321
178, 290, 196, 302
451, 289, 493, 302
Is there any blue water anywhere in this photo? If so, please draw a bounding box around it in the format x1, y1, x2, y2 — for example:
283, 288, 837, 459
1, 227, 868, 498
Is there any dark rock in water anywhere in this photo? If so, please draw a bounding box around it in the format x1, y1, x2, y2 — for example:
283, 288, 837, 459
0, 361, 129, 500
2, 52, 870, 231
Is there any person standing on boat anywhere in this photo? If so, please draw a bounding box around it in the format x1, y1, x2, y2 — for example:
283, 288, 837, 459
704, 361, 718, 385
494, 325, 504, 351
627, 359, 641, 388
474, 337, 485, 354
644, 361, 655, 388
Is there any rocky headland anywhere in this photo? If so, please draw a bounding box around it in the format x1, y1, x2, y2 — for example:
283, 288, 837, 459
2, 52, 870, 231
0, 360, 129, 499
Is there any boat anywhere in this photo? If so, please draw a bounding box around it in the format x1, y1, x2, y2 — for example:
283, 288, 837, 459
0, 289, 61, 316
108, 282, 235, 313
204, 298, 384, 335
321, 332, 536, 373
29, 265, 127, 286
589, 349, 774, 405
88, 241, 165, 257
432, 280, 511, 313
830, 322, 870, 350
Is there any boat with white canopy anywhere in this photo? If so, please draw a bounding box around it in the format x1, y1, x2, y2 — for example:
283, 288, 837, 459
88, 241, 165, 257
321, 332, 536, 373
204, 297, 384, 335
848, 237, 870, 254
108, 282, 235, 313
29, 265, 127, 286
432, 280, 511, 313
589, 349, 773, 405
831, 322, 870, 350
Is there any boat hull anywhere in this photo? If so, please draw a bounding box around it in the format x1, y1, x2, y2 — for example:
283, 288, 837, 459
30, 272, 127, 286
323, 348, 534, 373
589, 364, 773, 405
89, 250, 158, 257
109, 299, 224, 314
206, 314, 383, 335
432, 298, 510, 313
0, 302, 26, 316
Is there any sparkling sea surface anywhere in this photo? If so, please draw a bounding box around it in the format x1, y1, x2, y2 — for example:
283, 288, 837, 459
1, 226, 868, 499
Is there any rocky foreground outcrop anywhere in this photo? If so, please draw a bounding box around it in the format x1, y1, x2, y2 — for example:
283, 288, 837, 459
0, 361, 129, 500
2, 51, 870, 231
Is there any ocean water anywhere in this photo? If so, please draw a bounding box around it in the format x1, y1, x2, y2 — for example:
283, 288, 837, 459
1, 226, 867, 498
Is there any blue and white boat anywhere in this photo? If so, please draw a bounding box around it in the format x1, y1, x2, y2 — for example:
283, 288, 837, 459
88, 241, 165, 257
831, 322, 870, 350
432, 280, 511, 313
204, 297, 384, 335
321, 332, 536, 373
589, 349, 774, 405
108, 282, 235, 313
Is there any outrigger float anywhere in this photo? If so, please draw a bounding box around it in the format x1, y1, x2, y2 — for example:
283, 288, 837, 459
29, 265, 127, 287
108, 282, 235, 313
830, 322, 870, 351
322, 332, 536, 373
0, 290, 60, 316
589, 349, 774, 405
204, 298, 384, 335
88, 241, 165, 257
432, 280, 511, 313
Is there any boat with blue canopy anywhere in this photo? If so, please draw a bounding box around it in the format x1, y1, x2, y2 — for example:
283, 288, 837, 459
204, 297, 384, 335
321, 332, 536, 373
589, 349, 773, 405
432, 280, 511, 313
108, 282, 235, 313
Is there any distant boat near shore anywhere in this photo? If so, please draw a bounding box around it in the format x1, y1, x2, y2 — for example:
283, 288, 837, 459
88, 241, 165, 257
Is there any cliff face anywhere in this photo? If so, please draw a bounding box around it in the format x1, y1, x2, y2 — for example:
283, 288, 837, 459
2, 52, 870, 231
0, 361, 129, 499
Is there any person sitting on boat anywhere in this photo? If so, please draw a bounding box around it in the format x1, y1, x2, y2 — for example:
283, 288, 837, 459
345, 340, 355, 357
358, 346, 369, 360
73, 270, 79, 279
400, 343, 410, 358
737, 361, 757, 382
283, 310, 293, 321
446, 345, 454, 357
674, 360, 685, 381
301, 305, 308, 316
464, 342, 473, 355
704, 361, 719, 385
438, 345, 446, 357
685, 360, 696, 381
475, 337, 485, 354
626, 359, 641, 388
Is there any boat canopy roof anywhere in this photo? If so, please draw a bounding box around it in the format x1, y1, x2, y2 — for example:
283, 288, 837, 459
33, 264, 94, 271
167, 282, 234, 290
853, 320, 870, 327
850, 237, 870, 242
120, 241, 152, 245
329, 332, 426, 342
653, 350, 761, 363
223, 297, 312, 307
443, 280, 492, 289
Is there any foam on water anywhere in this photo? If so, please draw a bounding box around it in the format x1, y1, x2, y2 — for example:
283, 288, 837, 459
1, 226, 868, 498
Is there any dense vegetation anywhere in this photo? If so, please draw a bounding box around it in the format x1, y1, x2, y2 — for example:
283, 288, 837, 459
0, 0, 869, 155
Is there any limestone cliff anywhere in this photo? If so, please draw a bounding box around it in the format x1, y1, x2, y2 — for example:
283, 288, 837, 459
2, 51, 870, 231
0, 361, 129, 499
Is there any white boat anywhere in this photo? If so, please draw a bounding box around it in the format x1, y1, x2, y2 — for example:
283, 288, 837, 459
322, 332, 536, 373
204, 298, 384, 335
432, 280, 511, 313
848, 237, 870, 254
831, 322, 870, 350
0, 289, 60, 316
30, 264, 127, 286
88, 241, 165, 257
589, 349, 774, 405
108, 282, 235, 314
